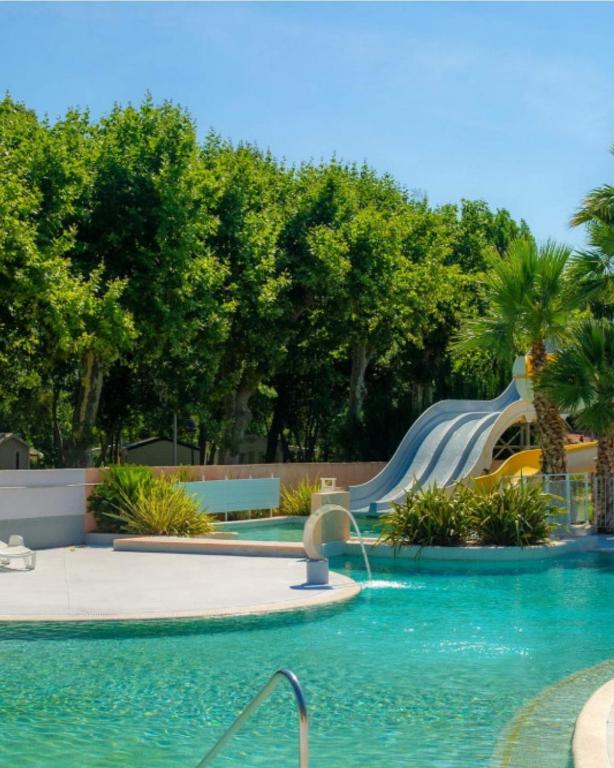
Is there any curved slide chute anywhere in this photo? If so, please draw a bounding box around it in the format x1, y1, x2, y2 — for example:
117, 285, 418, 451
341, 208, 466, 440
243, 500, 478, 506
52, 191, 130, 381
472, 441, 597, 490
349, 382, 535, 514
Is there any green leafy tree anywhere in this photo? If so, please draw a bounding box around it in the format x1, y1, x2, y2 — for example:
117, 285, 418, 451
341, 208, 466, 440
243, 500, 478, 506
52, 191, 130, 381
0, 96, 134, 466
441, 199, 532, 272
74, 99, 228, 460
201, 136, 292, 462
0, 93, 539, 467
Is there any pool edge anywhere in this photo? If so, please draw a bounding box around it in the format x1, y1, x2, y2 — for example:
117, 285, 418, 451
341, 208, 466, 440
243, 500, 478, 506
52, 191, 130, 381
573, 677, 614, 768
0, 570, 361, 624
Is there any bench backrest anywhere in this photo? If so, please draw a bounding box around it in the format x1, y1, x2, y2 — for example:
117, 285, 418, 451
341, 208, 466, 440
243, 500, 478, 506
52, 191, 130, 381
180, 478, 280, 516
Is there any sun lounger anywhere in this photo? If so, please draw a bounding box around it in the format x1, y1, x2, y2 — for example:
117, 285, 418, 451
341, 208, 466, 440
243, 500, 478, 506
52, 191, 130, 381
0, 535, 36, 570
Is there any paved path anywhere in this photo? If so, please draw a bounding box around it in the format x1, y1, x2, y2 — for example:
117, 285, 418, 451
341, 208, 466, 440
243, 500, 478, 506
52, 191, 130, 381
0, 546, 359, 621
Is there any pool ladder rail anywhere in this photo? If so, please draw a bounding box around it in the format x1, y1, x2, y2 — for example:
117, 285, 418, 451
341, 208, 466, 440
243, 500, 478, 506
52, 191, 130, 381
196, 668, 309, 767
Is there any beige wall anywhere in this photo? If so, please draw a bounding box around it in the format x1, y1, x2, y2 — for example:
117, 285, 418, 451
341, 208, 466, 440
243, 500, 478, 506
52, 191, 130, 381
84, 461, 385, 533
193, 462, 386, 489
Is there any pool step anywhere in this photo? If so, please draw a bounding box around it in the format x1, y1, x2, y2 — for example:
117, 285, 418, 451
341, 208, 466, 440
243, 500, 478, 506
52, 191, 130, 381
491, 658, 614, 768
113, 536, 306, 558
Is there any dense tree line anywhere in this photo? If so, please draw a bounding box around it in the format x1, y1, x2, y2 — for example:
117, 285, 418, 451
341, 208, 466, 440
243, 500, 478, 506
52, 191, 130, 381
0, 95, 532, 467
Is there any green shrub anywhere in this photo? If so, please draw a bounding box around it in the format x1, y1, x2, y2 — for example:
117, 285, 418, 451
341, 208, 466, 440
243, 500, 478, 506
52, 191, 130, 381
280, 478, 320, 517
110, 475, 214, 536
381, 485, 472, 547
89, 465, 154, 533
381, 481, 556, 548
469, 482, 555, 546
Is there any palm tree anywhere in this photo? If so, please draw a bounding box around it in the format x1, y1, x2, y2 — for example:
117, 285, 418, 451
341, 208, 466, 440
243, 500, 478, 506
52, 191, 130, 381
455, 238, 582, 474
537, 319, 614, 530
570, 146, 614, 315
571, 144, 614, 228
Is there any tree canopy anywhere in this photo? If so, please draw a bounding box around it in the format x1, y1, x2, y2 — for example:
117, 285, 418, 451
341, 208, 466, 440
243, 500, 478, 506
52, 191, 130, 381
0, 93, 533, 466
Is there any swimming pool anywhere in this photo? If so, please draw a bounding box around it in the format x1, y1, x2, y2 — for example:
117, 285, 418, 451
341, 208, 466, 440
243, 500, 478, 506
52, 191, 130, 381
2, 552, 614, 767
226, 517, 382, 541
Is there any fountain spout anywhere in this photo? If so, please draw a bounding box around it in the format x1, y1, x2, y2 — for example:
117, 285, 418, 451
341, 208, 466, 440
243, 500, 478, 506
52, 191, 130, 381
303, 503, 372, 583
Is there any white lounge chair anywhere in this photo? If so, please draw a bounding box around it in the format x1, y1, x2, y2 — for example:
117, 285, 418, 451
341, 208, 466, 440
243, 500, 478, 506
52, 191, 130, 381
0, 535, 36, 570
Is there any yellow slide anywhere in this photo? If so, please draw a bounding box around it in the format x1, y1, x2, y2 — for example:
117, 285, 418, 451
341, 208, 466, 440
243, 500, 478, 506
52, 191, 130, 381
473, 441, 597, 490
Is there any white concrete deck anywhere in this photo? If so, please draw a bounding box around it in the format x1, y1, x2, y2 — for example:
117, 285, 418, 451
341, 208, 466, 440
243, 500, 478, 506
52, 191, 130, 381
0, 546, 359, 622
573, 678, 614, 768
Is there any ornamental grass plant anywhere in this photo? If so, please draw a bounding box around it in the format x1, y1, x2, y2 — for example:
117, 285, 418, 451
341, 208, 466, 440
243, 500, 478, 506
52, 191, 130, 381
469, 482, 555, 546
380, 485, 472, 547
381, 481, 555, 548
279, 478, 320, 516
88, 464, 154, 533
111, 475, 214, 536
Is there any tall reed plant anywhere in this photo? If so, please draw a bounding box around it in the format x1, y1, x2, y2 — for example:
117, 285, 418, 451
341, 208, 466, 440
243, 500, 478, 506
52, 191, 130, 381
280, 478, 320, 517
469, 482, 555, 546
88, 465, 154, 533
381, 481, 555, 548
381, 485, 473, 547
110, 475, 214, 536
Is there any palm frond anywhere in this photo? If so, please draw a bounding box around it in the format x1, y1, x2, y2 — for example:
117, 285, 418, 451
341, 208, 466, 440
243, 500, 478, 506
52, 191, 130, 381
537, 318, 614, 436
452, 314, 516, 362
571, 185, 614, 227
588, 220, 614, 256
570, 248, 614, 301
455, 237, 581, 357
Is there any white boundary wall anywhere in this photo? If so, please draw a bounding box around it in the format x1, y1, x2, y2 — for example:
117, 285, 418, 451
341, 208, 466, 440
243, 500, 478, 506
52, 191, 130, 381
0, 469, 87, 548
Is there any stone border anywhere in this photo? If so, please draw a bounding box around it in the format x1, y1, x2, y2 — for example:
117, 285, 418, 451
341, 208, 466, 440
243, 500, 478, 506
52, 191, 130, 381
113, 531, 598, 563
345, 535, 597, 561
573, 678, 614, 768
0, 571, 360, 623
114, 535, 305, 558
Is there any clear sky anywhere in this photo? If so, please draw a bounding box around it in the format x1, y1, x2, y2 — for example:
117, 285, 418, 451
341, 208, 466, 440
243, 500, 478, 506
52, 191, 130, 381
1, 2, 613, 246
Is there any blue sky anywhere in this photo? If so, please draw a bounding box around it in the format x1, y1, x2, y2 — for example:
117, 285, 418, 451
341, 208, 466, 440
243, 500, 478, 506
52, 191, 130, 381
1, 2, 613, 246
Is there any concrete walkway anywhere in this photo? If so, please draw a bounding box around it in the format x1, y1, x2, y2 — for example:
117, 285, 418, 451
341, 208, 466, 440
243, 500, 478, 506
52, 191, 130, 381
574, 678, 614, 768
0, 546, 359, 622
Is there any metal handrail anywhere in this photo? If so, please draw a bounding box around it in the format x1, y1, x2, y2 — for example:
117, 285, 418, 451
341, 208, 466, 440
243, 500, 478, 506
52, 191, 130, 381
196, 669, 308, 768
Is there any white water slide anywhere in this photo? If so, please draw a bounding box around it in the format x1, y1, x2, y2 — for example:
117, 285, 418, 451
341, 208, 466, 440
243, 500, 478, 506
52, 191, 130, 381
349, 382, 535, 514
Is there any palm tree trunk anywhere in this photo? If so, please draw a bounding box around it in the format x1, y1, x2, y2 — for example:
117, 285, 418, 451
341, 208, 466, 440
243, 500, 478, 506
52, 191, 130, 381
530, 340, 567, 475
595, 429, 614, 531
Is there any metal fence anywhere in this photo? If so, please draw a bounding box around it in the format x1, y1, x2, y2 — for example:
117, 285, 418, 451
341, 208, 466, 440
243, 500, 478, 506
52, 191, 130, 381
522, 472, 614, 532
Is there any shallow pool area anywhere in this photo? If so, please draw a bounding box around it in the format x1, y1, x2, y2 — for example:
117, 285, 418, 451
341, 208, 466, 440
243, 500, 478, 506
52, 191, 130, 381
3, 552, 614, 767
226, 516, 382, 541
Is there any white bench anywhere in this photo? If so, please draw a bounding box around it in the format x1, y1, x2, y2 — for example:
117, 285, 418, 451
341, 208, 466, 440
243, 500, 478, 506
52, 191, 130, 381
180, 478, 281, 522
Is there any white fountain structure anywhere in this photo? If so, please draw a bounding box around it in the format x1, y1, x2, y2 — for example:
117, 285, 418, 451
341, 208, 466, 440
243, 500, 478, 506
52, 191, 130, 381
303, 480, 372, 585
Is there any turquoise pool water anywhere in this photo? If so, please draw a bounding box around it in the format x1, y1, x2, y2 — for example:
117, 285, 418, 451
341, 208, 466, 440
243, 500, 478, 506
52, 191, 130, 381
2, 553, 614, 767
228, 517, 382, 541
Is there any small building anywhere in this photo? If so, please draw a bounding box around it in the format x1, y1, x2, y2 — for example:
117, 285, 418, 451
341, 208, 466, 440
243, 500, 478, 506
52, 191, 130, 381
122, 436, 200, 466
218, 435, 283, 464
0, 433, 31, 470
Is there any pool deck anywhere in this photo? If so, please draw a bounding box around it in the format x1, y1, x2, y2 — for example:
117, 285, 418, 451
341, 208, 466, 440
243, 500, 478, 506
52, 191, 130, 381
0, 546, 360, 622
574, 678, 614, 768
